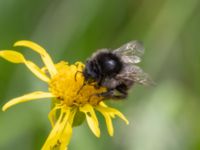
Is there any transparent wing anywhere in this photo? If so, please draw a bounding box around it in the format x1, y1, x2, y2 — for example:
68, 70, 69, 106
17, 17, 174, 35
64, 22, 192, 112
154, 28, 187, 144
131, 66, 153, 85
117, 65, 153, 86
113, 40, 145, 64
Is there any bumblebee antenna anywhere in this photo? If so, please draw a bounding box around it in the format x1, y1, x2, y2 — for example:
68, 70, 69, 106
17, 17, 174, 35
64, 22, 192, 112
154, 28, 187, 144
74, 71, 83, 81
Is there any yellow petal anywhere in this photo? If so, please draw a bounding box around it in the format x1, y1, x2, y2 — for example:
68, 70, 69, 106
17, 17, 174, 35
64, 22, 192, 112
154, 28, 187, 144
24, 60, 50, 82
14, 40, 57, 77
80, 104, 100, 137
59, 108, 76, 149
48, 104, 63, 127
0, 50, 25, 63
95, 106, 114, 136
42, 108, 70, 150
2, 91, 54, 111
110, 108, 129, 125
42, 107, 76, 150
99, 101, 108, 107
97, 105, 129, 125
0, 50, 50, 82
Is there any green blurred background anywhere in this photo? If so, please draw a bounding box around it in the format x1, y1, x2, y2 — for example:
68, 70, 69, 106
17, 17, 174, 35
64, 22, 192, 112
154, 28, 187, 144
0, 0, 200, 149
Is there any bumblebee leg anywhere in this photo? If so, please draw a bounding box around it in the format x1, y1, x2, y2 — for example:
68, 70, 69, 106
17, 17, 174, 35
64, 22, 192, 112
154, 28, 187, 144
98, 89, 127, 100
77, 82, 86, 94
93, 77, 104, 89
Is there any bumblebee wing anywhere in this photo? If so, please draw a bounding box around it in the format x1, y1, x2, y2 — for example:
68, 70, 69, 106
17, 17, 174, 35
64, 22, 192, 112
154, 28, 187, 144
113, 40, 145, 64
118, 65, 153, 86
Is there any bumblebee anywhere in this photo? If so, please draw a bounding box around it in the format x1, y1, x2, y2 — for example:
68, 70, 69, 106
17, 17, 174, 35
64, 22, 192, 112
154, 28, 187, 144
83, 41, 152, 99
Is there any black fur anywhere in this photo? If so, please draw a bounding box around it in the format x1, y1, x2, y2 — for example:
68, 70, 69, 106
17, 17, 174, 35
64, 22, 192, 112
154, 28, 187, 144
83, 51, 123, 86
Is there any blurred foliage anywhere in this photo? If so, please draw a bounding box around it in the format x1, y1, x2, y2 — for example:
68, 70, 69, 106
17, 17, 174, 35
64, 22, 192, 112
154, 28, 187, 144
0, 0, 200, 150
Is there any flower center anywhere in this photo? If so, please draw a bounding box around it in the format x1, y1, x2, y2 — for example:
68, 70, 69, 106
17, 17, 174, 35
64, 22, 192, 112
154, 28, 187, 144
49, 61, 107, 106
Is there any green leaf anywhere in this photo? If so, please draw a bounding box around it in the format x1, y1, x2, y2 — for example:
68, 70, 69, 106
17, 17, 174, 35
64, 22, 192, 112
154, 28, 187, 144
72, 109, 86, 127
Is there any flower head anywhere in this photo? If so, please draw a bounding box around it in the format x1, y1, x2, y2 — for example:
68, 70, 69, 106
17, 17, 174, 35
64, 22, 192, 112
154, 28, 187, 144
0, 40, 129, 150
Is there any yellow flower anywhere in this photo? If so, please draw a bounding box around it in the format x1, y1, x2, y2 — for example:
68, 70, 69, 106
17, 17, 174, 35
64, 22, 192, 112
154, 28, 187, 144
0, 40, 129, 150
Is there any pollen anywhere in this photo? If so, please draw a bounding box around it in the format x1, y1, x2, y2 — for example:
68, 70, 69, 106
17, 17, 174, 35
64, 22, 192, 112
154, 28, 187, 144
49, 61, 107, 106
